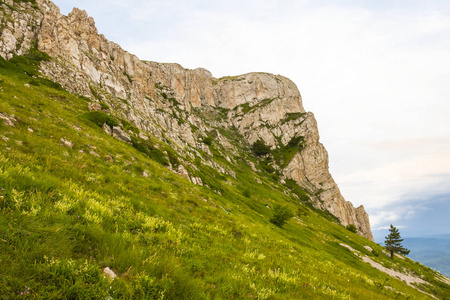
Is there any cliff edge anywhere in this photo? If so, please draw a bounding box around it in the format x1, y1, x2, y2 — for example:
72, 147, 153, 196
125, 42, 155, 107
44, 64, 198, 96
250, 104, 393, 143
0, 0, 373, 240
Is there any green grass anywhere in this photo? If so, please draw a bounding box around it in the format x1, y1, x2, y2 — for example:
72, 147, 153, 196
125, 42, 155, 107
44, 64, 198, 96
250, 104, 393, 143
0, 53, 448, 299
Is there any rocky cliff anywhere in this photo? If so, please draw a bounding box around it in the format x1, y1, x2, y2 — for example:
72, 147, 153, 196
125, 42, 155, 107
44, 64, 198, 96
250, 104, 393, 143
0, 0, 373, 240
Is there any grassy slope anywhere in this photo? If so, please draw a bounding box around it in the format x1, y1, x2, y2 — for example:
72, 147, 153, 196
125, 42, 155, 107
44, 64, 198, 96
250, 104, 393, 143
0, 54, 448, 299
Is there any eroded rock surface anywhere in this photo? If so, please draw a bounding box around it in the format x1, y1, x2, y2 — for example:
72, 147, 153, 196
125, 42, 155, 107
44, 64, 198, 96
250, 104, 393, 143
0, 0, 373, 240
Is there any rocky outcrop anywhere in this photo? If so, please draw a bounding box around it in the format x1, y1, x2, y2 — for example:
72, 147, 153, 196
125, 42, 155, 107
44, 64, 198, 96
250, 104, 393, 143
0, 0, 373, 240
0, 0, 43, 59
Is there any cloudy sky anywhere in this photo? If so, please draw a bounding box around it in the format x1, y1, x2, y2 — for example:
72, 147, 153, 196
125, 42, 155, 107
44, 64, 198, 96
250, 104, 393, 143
53, 0, 450, 242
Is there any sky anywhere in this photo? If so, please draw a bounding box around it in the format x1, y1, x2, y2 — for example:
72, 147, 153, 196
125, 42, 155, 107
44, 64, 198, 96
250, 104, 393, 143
52, 0, 450, 243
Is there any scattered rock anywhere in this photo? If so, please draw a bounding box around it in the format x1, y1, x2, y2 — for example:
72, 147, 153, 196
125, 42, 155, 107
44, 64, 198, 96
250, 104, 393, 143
60, 138, 73, 148
190, 177, 203, 186
0, 112, 16, 127
88, 102, 101, 111
27, 127, 33, 133
103, 267, 117, 280
102, 124, 131, 144
364, 246, 373, 252
139, 132, 149, 140
248, 161, 258, 172
89, 150, 99, 157
112, 126, 132, 144
176, 164, 190, 180
71, 124, 82, 131
102, 123, 112, 135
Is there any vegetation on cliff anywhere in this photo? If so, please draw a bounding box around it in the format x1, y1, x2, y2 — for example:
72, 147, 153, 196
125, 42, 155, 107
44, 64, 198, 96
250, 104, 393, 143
0, 49, 448, 299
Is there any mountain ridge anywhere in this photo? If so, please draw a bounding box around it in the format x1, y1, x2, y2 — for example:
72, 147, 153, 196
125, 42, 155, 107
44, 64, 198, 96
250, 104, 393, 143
1, 0, 450, 298
0, 0, 373, 240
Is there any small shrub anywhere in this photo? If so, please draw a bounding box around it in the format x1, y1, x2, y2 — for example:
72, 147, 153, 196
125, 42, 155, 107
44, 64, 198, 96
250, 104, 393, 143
123, 71, 132, 83
167, 151, 179, 168
99, 102, 109, 110
345, 224, 358, 233
372, 249, 379, 257
284, 179, 310, 201
202, 136, 213, 146
24, 48, 50, 62
242, 189, 251, 198
130, 136, 169, 166
263, 164, 276, 174
38, 78, 63, 90
120, 119, 139, 134
297, 206, 308, 217
29, 78, 40, 86
270, 204, 294, 227
252, 139, 271, 156
89, 85, 101, 100
287, 136, 304, 148
83, 111, 118, 128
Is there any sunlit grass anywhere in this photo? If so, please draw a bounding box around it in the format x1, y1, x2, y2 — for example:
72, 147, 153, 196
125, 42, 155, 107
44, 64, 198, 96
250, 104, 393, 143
0, 54, 448, 299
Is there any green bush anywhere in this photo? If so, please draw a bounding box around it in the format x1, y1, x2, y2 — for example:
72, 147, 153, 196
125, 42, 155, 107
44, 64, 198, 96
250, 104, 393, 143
284, 179, 310, 202
29, 78, 63, 90
202, 136, 213, 146
297, 206, 308, 217
83, 111, 118, 128
6, 48, 50, 77
270, 204, 294, 227
287, 136, 304, 148
120, 118, 140, 134
130, 136, 169, 166
99, 102, 110, 110
167, 150, 179, 168
263, 164, 276, 174
346, 224, 358, 233
252, 139, 270, 156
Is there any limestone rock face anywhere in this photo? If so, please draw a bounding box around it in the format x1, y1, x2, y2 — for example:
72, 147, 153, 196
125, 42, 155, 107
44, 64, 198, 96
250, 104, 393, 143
0, 0, 43, 59
0, 0, 373, 241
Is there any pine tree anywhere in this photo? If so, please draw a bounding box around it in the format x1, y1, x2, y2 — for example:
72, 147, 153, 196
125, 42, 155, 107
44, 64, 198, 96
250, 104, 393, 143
384, 224, 410, 259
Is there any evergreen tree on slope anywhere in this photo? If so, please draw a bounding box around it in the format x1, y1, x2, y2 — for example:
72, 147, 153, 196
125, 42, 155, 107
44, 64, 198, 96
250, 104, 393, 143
385, 224, 410, 259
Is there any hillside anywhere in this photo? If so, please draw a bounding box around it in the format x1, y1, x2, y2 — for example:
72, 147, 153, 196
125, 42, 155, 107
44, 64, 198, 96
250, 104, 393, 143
0, 0, 449, 299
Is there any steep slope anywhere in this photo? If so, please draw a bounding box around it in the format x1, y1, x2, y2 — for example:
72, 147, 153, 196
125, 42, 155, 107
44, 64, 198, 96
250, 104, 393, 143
2, 0, 449, 299
1, 44, 450, 300
0, 0, 372, 240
